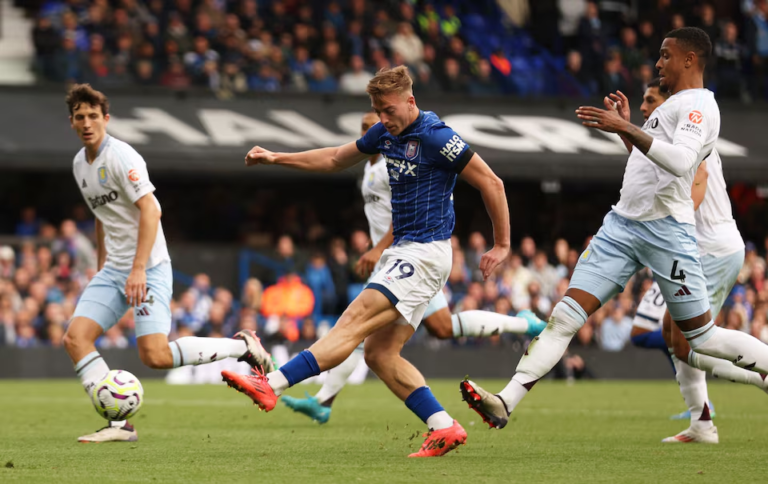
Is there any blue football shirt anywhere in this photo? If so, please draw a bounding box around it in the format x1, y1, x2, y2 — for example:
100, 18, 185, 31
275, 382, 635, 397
356, 110, 473, 244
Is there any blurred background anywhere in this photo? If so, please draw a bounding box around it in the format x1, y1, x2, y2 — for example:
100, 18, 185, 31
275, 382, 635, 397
1, 0, 767, 380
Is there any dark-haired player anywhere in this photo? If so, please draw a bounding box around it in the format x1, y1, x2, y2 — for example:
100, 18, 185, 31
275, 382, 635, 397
462, 28, 768, 444
64, 84, 271, 443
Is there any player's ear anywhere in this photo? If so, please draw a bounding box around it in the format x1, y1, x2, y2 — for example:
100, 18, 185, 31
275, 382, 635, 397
104, 113, 110, 124
685, 51, 695, 69
69, 115, 73, 128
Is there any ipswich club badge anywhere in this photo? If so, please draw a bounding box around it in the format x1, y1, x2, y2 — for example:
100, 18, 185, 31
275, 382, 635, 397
405, 140, 420, 160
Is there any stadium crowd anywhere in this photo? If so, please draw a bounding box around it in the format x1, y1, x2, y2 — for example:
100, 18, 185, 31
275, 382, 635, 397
27, 0, 768, 99
2, 206, 767, 355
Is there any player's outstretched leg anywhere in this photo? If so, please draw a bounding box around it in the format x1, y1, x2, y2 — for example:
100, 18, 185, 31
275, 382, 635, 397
222, 289, 400, 412
421, 292, 547, 340
450, 309, 547, 338
364, 323, 465, 457
495, 294, 593, 418
282, 345, 365, 423
460, 379, 510, 429
165, 330, 273, 373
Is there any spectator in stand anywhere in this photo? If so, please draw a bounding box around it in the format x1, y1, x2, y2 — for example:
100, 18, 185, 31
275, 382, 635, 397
53, 220, 96, 273
391, 22, 424, 66
135, 60, 157, 85
698, 3, 720, 45
747, 0, 768, 99
439, 4, 461, 37
577, 1, 606, 73
248, 64, 281, 92
305, 253, 336, 320
173, 289, 204, 336
469, 59, 501, 96
160, 59, 191, 89
440, 57, 468, 93
16, 208, 40, 238
0, 247, 15, 280
564, 50, 596, 95
636, 19, 661, 60
599, 305, 633, 351
241, 277, 263, 313
715, 21, 747, 99
601, 49, 630, 94
33, 16, 60, 80
619, 26, 644, 75
307, 60, 338, 93
530, 250, 559, 298
340, 55, 374, 94
218, 61, 247, 96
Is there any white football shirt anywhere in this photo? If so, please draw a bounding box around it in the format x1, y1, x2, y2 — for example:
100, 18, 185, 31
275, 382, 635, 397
361, 156, 392, 247
613, 88, 720, 225
695, 149, 744, 257
73, 135, 170, 272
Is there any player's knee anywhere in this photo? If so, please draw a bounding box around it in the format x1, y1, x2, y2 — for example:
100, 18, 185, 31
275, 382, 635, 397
423, 314, 452, 339
672, 337, 691, 362
363, 346, 390, 373
62, 328, 90, 355
62, 330, 77, 353
139, 348, 173, 370
550, 298, 587, 336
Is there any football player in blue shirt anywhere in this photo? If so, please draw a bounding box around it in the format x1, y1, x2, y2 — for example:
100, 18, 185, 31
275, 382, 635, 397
222, 66, 510, 457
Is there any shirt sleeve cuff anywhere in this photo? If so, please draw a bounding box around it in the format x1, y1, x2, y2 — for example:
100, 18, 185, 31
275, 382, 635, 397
454, 148, 474, 174
356, 139, 378, 155
127, 184, 156, 204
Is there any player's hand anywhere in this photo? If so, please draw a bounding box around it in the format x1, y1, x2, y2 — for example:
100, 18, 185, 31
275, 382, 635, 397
245, 146, 277, 166
125, 268, 147, 307
479, 245, 510, 280
575, 105, 627, 133
605, 90, 630, 122
355, 247, 382, 279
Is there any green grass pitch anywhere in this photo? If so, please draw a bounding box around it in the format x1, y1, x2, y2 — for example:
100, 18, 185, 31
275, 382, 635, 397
0, 379, 766, 483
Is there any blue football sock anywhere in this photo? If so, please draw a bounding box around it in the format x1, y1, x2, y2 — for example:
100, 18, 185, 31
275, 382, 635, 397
404, 386, 445, 424
279, 350, 321, 387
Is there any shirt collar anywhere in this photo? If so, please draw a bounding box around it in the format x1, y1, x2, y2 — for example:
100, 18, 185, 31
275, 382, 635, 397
398, 110, 424, 138
96, 134, 111, 158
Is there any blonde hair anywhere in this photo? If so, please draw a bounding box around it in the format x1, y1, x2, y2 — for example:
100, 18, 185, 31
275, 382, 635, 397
366, 65, 413, 98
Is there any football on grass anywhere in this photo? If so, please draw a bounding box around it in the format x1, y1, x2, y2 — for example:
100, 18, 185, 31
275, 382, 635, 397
90, 369, 144, 421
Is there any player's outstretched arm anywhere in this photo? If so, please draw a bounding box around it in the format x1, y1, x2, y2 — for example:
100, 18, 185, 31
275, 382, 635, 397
460, 154, 510, 279
691, 159, 708, 210
95, 218, 106, 271
245, 141, 369, 173
576, 104, 701, 177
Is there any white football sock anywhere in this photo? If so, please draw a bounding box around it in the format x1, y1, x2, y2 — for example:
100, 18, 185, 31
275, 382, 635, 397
426, 410, 454, 430
500, 297, 587, 412
673, 355, 713, 430
267, 370, 290, 396
688, 350, 765, 387
497, 379, 528, 413
451, 311, 529, 337
315, 346, 364, 404
686, 323, 768, 373
74, 351, 110, 394
169, 337, 247, 368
